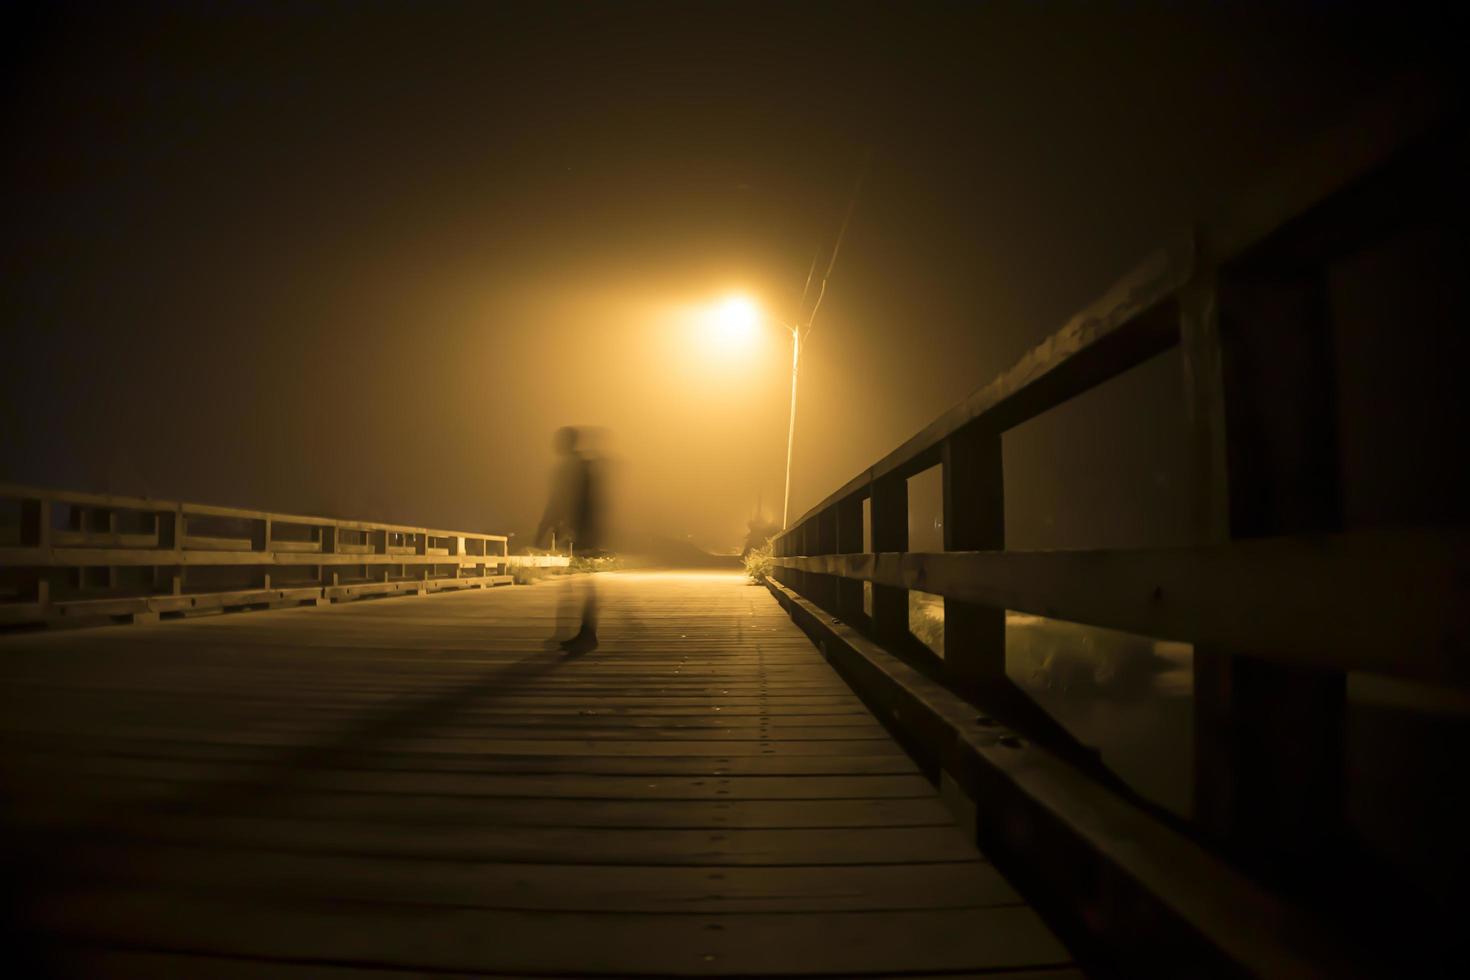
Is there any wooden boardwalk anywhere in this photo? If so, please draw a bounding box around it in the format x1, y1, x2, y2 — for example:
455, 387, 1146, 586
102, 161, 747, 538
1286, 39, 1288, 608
0, 571, 1077, 978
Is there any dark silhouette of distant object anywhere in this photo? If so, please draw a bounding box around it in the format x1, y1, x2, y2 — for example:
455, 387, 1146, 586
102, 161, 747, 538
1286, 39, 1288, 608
536, 426, 605, 654
742, 496, 781, 560
605, 530, 741, 569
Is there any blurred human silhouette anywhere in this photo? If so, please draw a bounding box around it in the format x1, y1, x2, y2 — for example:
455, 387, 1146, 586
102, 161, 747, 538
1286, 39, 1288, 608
536, 425, 606, 654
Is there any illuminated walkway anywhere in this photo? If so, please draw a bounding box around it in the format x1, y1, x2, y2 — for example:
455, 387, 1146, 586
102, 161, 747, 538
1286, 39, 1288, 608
0, 572, 1076, 977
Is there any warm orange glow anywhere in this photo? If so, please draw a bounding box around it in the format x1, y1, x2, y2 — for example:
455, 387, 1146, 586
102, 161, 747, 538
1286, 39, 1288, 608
613, 570, 746, 583
704, 295, 761, 350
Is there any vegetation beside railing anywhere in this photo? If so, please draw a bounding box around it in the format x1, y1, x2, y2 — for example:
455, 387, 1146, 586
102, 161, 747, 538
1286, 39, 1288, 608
570, 553, 624, 574
742, 542, 773, 583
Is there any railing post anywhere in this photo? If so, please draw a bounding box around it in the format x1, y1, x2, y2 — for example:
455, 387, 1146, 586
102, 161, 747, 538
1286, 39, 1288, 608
252, 516, 271, 551
1182, 268, 1345, 873
156, 507, 180, 550
808, 507, 839, 613
20, 495, 50, 549
869, 473, 908, 647
21, 496, 51, 611
319, 525, 336, 590
942, 422, 1005, 694
834, 493, 865, 628
253, 517, 272, 590
157, 509, 181, 596
773, 529, 792, 588
791, 521, 808, 596
102, 508, 118, 589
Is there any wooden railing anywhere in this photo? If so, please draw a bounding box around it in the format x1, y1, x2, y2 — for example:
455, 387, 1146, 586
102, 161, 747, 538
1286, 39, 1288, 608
769, 81, 1466, 970
0, 483, 566, 627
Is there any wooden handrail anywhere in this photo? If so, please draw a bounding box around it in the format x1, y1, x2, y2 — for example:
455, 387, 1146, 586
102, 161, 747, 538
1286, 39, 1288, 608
765, 79, 1467, 969
0, 483, 566, 627
773, 83, 1464, 692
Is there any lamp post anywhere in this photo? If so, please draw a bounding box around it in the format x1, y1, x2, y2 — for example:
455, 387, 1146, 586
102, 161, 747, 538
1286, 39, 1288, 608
704, 295, 802, 530
777, 319, 799, 530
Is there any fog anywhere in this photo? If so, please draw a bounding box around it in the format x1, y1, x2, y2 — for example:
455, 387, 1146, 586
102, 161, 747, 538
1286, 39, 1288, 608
1, 2, 1446, 550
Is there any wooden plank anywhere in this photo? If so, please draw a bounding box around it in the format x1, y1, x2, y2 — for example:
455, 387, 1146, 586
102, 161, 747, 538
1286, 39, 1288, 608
13, 709, 888, 732
201, 721, 891, 741
5, 751, 937, 795
50, 952, 491, 980
55, 845, 1020, 911
67, 817, 984, 865
34, 892, 1072, 976
775, 528, 1469, 684
193, 793, 951, 830
0, 689, 871, 715
55, 950, 1084, 980
51, 530, 159, 549
180, 534, 256, 552
0, 601, 43, 625
2, 739, 918, 778
1, 728, 916, 758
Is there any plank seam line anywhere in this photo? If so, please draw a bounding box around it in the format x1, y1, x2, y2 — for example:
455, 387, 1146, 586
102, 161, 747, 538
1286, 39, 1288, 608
61, 939, 1076, 979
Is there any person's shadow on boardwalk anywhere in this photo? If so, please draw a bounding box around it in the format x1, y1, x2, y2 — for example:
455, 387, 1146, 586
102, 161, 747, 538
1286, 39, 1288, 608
3, 642, 596, 977
178, 648, 588, 817
22, 645, 592, 847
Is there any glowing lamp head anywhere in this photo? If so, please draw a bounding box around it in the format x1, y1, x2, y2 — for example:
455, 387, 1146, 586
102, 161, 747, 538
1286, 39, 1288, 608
709, 295, 760, 346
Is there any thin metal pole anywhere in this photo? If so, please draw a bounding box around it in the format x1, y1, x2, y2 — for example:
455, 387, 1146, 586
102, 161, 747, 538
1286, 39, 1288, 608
782, 327, 799, 529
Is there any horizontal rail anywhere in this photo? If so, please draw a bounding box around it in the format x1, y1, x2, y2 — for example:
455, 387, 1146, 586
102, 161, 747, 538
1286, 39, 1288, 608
507, 554, 576, 568
775, 527, 1469, 685
0, 547, 552, 568
0, 574, 517, 627
0, 482, 507, 544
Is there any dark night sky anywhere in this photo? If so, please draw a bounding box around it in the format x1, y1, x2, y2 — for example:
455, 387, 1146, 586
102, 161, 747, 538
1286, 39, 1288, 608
1, 2, 1454, 550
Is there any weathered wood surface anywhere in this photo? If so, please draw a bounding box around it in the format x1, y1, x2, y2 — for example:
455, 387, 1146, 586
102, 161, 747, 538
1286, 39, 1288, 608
0, 572, 1075, 977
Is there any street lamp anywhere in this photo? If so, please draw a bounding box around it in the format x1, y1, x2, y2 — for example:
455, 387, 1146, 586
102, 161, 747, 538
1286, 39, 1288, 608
703, 294, 801, 529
